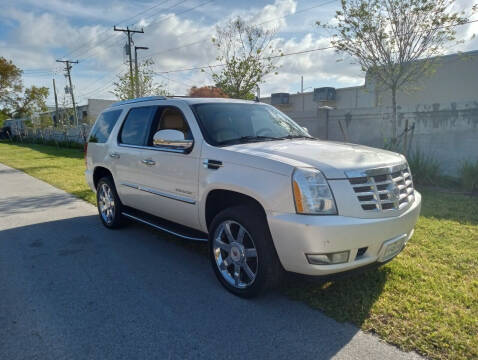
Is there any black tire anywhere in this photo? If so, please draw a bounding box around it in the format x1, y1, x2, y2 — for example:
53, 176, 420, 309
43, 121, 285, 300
209, 205, 283, 298
96, 176, 125, 229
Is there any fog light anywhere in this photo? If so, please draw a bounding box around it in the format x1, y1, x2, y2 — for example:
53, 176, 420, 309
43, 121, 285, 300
306, 251, 350, 265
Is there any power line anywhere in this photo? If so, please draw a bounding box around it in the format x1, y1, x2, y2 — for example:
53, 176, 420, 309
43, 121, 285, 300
74, 0, 206, 64
12, 1, 210, 77
62, 0, 173, 59
58, 8, 478, 98
81, 82, 117, 98
155, 72, 196, 88
76, 1, 207, 99
77, 72, 124, 99
78, 63, 126, 93
82, 13, 478, 95
152, 16, 478, 74
129, 0, 190, 28
141, 0, 212, 31
74, 0, 194, 63
154, 45, 335, 74
120, 0, 174, 27
144, 0, 337, 60
23, 68, 55, 73
22, 73, 54, 77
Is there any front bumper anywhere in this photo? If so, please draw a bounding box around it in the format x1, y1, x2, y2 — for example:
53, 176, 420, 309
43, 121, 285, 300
267, 191, 422, 276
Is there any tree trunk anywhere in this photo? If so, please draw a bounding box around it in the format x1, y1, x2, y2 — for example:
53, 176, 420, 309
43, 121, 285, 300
391, 86, 398, 144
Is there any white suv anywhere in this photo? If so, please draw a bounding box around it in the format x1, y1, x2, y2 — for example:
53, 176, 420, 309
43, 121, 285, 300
85, 96, 421, 297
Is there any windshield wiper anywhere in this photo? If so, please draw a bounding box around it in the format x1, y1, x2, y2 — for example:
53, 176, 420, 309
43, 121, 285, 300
279, 134, 316, 140
217, 135, 283, 146
239, 135, 283, 142
217, 134, 316, 146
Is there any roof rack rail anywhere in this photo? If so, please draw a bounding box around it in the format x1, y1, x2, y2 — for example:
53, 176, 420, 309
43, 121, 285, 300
110, 96, 167, 107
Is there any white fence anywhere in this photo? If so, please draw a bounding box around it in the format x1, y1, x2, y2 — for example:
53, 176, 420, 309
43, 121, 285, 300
9, 124, 92, 145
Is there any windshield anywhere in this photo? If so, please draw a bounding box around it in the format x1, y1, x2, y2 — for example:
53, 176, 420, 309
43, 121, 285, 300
191, 102, 312, 146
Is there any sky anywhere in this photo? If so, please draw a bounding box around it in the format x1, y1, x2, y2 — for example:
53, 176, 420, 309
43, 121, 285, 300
1, 0, 477, 107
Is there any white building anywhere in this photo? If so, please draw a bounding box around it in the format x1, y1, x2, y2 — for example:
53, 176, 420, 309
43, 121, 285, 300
40, 98, 116, 126
261, 50, 478, 174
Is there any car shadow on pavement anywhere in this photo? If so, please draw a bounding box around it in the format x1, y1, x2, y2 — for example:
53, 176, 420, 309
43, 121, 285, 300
280, 266, 389, 327
140, 220, 389, 330
0, 214, 397, 360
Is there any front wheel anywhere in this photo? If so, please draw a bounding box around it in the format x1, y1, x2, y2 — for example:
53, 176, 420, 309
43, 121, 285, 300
96, 176, 125, 229
209, 205, 283, 297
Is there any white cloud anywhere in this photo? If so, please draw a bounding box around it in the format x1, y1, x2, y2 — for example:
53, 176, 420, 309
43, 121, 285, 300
251, 0, 297, 30
5, 0, 139, 22
0, 0, 373, 105
7, 9, 76, 48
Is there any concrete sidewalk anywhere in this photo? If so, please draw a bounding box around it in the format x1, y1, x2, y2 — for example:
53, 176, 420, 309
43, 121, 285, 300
0, 163, 422, 360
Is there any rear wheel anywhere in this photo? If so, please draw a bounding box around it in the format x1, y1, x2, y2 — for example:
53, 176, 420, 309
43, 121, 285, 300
96, 176, 124, 229
209, 205, 282, 297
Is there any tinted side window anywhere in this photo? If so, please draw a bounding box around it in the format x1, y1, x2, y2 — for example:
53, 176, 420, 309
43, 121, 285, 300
119, 106, 157, 146
89, 109, 123, 143
147, 107, 193, 145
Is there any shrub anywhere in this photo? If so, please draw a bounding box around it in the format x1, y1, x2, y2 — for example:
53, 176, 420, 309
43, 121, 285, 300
407, 149, 442, 186
459, 160, 478, 193
10, 136, 84, 150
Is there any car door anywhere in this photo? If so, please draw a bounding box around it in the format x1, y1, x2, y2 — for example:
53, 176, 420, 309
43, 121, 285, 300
109, 105, 156, 209
137, 103, 201, 230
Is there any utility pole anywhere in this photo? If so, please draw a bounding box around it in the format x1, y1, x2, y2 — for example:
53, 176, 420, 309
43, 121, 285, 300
134, 46, 149, 97
56, 59, 79, 126
301, 75, 304, 112
52, 78, 60, 127
114, 26, 144, 98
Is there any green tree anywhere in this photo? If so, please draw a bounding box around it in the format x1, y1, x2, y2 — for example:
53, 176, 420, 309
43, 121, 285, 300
320, 0, 472, 142
39, 113, 53, 128
59, 94, 76, 126
13, 86, 49, 118
211, 17, 280, 100
0, 57, 49, 122
0, 112, 8, 128
0, 57, 22, 103
111, 58, 168, 100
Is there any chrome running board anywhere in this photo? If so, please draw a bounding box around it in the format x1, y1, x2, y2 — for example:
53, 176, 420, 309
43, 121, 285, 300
122, 211, 208, 242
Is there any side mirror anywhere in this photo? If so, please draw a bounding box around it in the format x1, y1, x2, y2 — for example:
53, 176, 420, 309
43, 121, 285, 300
153, 129, 193, 152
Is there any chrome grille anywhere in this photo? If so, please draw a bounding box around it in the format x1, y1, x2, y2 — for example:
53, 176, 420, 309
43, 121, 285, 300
347, 163, 415, 212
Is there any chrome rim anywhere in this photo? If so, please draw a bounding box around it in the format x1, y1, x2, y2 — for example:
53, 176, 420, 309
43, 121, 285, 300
98, 183, 115, 224
213, 220, 258, 289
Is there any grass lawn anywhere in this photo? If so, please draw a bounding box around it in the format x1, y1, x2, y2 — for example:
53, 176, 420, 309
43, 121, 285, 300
0, 142, 95, 205
1, 142, 477, 360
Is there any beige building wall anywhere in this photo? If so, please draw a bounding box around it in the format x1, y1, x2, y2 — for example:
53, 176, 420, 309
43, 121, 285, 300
261, 50, 478, 175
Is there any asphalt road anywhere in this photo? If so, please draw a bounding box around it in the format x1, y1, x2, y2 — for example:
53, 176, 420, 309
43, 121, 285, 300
0, 163, 422, 360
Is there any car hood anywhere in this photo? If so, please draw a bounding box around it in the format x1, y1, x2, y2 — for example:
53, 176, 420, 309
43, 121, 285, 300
226, 139, 405, 179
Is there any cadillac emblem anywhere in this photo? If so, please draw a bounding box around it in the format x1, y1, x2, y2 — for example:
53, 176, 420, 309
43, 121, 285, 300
387, 182, 401, 207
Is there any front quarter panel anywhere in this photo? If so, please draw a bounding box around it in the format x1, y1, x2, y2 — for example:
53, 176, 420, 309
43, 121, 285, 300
198, 153, 295, 232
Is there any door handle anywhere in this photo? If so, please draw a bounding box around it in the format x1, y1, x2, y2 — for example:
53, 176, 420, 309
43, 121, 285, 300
109, 152, 120, 159
141, 159, 156, 166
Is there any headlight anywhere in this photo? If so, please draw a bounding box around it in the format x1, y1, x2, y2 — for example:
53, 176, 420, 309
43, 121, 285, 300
292, 167, 337, 215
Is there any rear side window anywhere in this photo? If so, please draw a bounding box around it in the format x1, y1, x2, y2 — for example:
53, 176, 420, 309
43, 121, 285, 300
119, 106, 157, 146
89, 109, 123, 143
